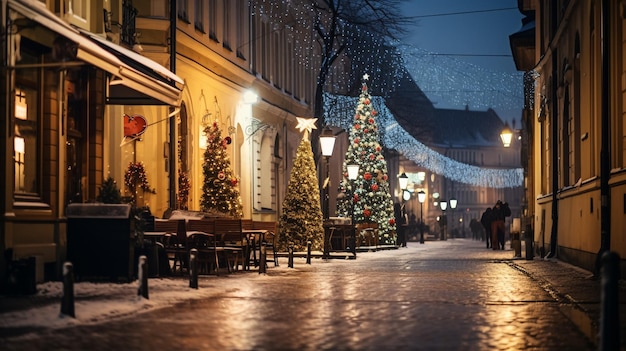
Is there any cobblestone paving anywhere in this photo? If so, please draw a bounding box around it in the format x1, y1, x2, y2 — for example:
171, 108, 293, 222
2, 239, 598, 350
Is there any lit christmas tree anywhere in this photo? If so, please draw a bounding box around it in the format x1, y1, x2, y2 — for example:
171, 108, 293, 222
277, 118, 324, 252
337, 74, 397, 245
200, 121, 243, 218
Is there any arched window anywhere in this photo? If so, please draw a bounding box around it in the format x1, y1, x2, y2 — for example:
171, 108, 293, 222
252, 126, 277, 212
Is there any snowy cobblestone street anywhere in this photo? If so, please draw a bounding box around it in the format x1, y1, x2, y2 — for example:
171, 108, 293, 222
1, 238, 618, 350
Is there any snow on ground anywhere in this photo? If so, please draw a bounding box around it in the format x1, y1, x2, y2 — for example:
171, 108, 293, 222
0, 251, 381, 332
1, 242, 497, 334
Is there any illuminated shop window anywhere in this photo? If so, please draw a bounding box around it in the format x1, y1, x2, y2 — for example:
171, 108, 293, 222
13, 84, 38, 195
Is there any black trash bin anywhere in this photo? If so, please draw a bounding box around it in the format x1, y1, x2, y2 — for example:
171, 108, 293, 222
66, 203, 134, 282
5, 256, 37, 295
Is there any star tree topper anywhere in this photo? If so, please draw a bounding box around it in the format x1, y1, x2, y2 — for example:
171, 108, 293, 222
296, 117, 318, 139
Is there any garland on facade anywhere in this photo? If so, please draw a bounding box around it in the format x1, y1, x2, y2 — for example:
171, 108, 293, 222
324, 93, 524, 188
177, 169, 190, 210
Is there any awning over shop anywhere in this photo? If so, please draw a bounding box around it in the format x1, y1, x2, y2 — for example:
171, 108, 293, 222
7, 0, 184, 106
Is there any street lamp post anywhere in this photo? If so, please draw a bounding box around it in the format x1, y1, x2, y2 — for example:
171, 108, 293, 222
449, 198, 457, 239
319, 126, 336, 221
398, 172, 409, 197
440, 200, 448, 240
319, 127, 336, 260
418, 190, 426, 244
347, 164, 360, 257
398, 172, 410, 247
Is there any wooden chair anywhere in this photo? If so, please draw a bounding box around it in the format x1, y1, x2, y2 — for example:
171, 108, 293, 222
187, 231, 220, 275
214, 219, 245, 271
186, 219, 224, 275
253, 221, 278, 267
155, 219, 187, 274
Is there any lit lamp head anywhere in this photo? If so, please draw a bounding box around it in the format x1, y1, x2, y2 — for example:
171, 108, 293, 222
243, 90, 258, 104
440, 200, 448, 211
403, 190, 411, 201
449, 198, 457, 209
398, 172, 409, 190
418, 190, 426, 204
320, 126, 336, 157
500, 122, 513, 147
347, 164, 360, 180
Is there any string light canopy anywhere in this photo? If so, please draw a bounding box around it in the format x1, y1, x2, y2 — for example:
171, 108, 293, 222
325, 94, 523, 188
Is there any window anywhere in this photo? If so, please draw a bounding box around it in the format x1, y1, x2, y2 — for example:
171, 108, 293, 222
178, 0, 189, 21
194, 0, 204, 32
252, 125, 277, 212
65, 68, 89, 204
235, 0, 247, 59
222, 0, 231, 50
208, 0, 218, 41
14, 51, 40, 196
66, 0, 89, 28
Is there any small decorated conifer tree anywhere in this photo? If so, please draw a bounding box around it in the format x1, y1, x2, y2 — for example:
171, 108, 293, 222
200, 120, 243, 218
277, 118, 324, 251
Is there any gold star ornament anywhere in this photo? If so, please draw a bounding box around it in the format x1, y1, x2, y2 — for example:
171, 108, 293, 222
296, 117, 318, 135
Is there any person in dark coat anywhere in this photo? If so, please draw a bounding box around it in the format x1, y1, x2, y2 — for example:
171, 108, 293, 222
480, 208, 493, 249
490, 200, 511, 250
394, 203, 407, 247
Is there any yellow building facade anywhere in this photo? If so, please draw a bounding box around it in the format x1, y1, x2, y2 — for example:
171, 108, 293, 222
512, 0, 626, 275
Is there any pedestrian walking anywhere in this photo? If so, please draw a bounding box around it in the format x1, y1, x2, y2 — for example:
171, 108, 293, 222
480, 208, 493, 249
469, 218, 482, 241
394, 203, 407, 247
490, 200, 511, 250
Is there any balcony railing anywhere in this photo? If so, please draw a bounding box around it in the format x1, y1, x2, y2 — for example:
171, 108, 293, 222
120, 0, 138, 46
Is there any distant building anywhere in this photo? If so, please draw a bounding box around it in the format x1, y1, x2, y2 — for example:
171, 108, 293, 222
395, 105, 523, 240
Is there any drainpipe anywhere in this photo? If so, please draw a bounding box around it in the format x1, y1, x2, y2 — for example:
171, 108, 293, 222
597, 0, 611, 272
169, 0, 177, 210
547, 52, 558, 258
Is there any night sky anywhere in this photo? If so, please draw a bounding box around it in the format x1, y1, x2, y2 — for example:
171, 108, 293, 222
400, 0, 525, 123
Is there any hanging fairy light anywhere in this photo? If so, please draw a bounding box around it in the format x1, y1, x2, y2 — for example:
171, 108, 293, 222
325, 94, 523, 188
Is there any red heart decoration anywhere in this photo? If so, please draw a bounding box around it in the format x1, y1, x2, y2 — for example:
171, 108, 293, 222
123, 114, 148, 137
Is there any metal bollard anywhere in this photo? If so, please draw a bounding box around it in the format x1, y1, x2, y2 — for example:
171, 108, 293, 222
259, 243, 267, 274
599, 251, 620, 351
512, 233, 521, 258
60, 262, 75, 318
288, 244, 294, 268
189, 248, 198, 289
137, 255, 149, 299
524, 224, 534, 260
306, 240, 312, 264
